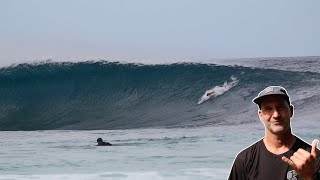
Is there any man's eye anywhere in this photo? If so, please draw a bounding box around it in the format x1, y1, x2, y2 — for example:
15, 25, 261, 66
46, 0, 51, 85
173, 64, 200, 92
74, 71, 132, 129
264, 108, 272, 111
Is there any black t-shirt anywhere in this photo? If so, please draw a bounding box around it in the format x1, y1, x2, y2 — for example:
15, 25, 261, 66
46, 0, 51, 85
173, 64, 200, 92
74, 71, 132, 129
228, 136, 320, 180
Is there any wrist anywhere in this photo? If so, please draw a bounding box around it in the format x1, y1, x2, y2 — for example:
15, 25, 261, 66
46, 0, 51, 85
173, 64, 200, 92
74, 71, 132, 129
310, 171, 320, 180
303, 172, 318, 180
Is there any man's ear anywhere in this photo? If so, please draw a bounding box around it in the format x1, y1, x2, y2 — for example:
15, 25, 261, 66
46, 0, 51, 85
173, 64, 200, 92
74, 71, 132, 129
290, 105, 294, 117
258, 110, 263, 122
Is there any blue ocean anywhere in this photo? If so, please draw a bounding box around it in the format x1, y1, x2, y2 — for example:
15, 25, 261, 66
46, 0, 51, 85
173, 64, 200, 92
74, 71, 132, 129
0, 57, 320, 179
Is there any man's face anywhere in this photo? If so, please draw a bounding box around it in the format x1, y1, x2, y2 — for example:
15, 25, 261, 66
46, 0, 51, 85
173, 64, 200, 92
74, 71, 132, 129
258, 95, 293, 135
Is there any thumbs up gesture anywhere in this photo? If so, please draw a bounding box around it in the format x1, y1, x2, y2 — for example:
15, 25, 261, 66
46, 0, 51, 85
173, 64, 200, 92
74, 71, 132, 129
282, 139, 319, 180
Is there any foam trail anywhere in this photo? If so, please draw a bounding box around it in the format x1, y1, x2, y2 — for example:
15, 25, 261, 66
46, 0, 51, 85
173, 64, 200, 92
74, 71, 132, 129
197, 76, 239, 104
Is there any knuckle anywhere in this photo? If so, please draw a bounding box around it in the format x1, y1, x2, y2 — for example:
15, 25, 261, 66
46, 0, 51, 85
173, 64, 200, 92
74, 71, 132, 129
306, 154, 312, 159
290, 156, 294, 161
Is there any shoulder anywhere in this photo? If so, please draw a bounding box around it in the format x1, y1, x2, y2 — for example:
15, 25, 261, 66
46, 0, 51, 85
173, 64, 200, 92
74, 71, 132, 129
233, 139, 263, 167
236, 139, 263, 160
229, 139, 263, 178
294, 136, 314, 151
295, 136, 311, 147
103, 142, 112, 146
294, 136, 320, 158
97, 142, 112, 146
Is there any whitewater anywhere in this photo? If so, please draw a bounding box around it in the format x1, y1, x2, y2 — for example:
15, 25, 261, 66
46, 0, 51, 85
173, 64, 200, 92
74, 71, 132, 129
0, 57, 320, 180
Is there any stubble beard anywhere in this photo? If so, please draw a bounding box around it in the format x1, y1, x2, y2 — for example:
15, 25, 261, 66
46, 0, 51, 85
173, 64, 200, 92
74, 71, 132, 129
266, 120, 291, 136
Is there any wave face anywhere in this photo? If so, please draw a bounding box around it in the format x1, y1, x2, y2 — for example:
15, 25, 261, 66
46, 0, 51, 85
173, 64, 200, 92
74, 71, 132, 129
0, 60, 320, 130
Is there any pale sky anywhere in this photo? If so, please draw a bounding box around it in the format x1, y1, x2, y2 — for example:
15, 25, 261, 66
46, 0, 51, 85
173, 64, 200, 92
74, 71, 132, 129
1, 0, 320, 65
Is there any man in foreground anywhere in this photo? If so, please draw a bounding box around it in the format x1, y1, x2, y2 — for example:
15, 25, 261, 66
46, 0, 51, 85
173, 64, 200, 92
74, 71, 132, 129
228, 86, 320, 180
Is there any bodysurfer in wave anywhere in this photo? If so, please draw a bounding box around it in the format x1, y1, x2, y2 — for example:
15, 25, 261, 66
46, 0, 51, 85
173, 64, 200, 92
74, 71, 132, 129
198, 77, 238, 104
206, 91, 216, 97
206, 83, 229, 97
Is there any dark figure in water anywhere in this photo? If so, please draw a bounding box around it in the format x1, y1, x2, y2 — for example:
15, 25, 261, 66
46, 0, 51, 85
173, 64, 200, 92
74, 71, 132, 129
206, 91, 216, 97
96, 138, 112, 146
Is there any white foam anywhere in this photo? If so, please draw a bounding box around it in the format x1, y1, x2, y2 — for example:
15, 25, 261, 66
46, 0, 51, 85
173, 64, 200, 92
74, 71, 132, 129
198, 76, 239, 104
0, 169, 229, 180
0, 55, 213, 68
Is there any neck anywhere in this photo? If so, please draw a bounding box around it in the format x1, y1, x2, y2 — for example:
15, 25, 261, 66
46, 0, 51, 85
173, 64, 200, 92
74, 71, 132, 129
263, 131, 296, 155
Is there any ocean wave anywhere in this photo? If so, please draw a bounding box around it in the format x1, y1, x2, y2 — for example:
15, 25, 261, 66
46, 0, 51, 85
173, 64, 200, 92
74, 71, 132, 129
0, 61, 319, 130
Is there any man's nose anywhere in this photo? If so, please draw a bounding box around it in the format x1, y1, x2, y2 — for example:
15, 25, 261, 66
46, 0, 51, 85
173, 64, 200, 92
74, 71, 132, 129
272, 109, 281, 118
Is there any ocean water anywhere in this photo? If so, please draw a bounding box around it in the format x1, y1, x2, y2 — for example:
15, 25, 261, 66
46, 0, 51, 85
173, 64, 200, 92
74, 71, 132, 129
0, 57, 320, 179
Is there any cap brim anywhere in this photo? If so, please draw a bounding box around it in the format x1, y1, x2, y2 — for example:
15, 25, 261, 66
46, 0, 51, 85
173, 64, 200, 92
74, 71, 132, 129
252, 93, 290, 105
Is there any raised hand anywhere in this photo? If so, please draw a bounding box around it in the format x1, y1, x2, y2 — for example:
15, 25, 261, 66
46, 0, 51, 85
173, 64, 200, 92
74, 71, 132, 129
282, 139, 319, 180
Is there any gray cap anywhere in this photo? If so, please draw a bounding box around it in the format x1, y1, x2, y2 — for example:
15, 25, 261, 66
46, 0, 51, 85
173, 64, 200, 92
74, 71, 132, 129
252, 86, 291, 105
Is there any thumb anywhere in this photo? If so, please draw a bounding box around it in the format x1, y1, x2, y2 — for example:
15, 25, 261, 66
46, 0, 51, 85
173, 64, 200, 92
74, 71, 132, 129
311, 139, 319, 157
